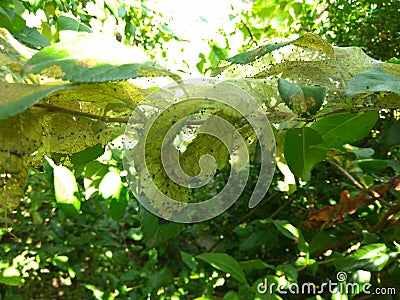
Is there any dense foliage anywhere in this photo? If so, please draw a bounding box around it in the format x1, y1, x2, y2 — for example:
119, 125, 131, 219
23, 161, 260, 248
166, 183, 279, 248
1, 1, 399, 299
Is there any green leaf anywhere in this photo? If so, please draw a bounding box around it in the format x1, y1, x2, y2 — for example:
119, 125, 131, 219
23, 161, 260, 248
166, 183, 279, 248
57, 16, 92, 32
278, 78, 326, 118
273, 220, 308, 253
344, 144, 375, 158
23, 34, 179, 82
120, 270, 139, 282
284, 127, 326, 180
346, 67, 400, 96
50, 160, 81, 216
109, 187, 128, 221
0, 268, 23, 286
301, 85, 327, 115
226, 40, 294, 65
223, 291, 239, 300
357, 159, 388, 173
309, 232, 338, 255
239, 259, 275, 270
70, 144, 104, 165
84, 161, 110, 199
0, 9, 26, 32
225, 33, 333, 65
148, 268, 173, 289
335, 243, 392, 272
276, 264, 298, 282
180, 251, 198, 271
140, 205, 183, 248
388, 57, 400, 64
278, 78, 303, 104
311, 112, 379, 148
197, 253, 247, 284
383, 121, 400, 148
99, 171, 122, 199
12, 27, 50, 48
0, 82, 71, 120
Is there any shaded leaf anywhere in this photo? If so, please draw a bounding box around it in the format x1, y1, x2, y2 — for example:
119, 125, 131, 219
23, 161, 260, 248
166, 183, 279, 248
180, 251, 198, 271
109, 187, 128, 222
346, 67, 400, 96
273, 220, 308, 253
12, 27, 50, 48
383, 121, 400, 148
278, 78, 326, 118
140, 205, 183, 248
70, 144, 104, 165
148, 268, 173, 289
197, 253, 247, 284
311, 112, 379, 148
284, 127, 326, 180
357, 159, 388, 173
239, 259, 275, 270
309, 232, 338, 255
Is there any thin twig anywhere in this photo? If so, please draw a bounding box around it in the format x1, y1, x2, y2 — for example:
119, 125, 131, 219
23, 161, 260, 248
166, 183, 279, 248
241, 18, 258, 46
35, 103, 130, 123
34, 103, 207, 125
328, 160, 397, 207
327, 160, 365, 191
369, 203, 400, 233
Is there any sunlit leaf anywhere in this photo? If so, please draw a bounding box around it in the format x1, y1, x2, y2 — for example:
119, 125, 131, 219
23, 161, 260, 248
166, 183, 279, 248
226, 39, 294, 65
23, 34, 179, 82
335, 243, 392, 272
0, 268, 23, 286
0, 110, 42, 212
197, 253, 247, 284
224, 33, 334, 65
12, 27, 50, 48
0, 82, 71, 119
50, 159, 81, 216
57, 16, 92, 32
99, 171, 122, 199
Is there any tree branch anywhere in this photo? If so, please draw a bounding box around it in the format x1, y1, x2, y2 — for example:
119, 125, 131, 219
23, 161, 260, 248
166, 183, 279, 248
327, 160, 365, 191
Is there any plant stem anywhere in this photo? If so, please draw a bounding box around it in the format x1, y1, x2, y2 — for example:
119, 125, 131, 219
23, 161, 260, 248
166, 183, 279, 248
35, 103, 130, 123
